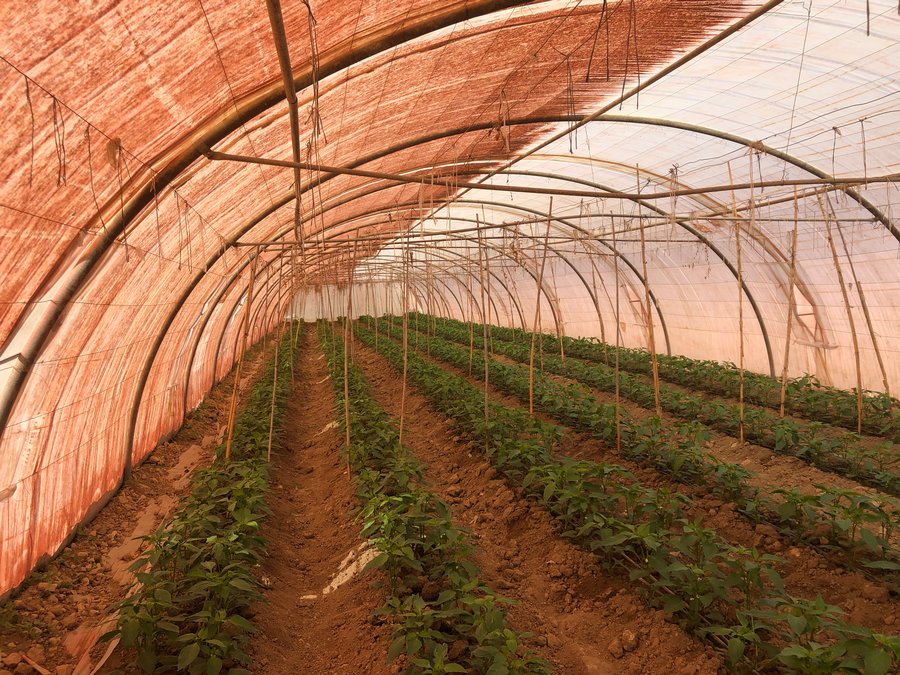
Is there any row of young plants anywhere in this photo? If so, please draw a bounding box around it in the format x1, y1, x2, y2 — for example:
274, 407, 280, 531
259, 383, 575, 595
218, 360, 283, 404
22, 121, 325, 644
107, 327, 299, 675
450, 315, 900, 442
417, 314, 899, 497
385, 317, 900, 579
356, 319, 900, 674
318, 321, 546, 675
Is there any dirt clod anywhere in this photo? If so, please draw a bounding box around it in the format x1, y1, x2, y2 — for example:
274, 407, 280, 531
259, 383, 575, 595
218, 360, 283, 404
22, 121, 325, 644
621, 629, 640, 652
608, 638, 624, 658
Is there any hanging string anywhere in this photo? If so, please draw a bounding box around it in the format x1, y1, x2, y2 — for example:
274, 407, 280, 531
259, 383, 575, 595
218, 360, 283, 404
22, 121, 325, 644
783, 1, 813, 177
24, 76, 35, 187
84, 126, 108, 234
585, 0, 610, 82
51, 96, 67, 187
860, 118, 868, 186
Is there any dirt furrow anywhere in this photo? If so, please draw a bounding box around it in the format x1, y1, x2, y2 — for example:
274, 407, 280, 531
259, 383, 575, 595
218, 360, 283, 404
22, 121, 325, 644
352, 334, 722, 675
248, 329, 393, 674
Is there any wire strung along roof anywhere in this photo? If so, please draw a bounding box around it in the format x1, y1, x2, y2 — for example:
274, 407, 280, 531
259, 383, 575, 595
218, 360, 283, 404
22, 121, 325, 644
0, 0, 897, 597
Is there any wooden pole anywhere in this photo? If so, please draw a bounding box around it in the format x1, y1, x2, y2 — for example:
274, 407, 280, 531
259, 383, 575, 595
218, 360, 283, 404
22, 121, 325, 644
468, 264, 475, 376
636, 166, 662, 417
344, 274, 353, 455
612, 214, 622, 452
225, 248, 260, 461
779, 189, 800, 417
478, 220, 490, 450
399, 230, 410, 445
267, 314, 283, 462
730, 160, 745, 443
826, 192, 892, 402
530, 214, 552, 416
817, 192, 864, 434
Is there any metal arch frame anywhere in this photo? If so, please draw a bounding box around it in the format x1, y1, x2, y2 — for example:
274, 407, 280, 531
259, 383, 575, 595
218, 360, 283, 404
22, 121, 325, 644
137, 248, 284, 455
187, 236, 515, 415
0, 0, 537, 445
5, 106, 885, 458
496, 167, 776, 374
593, 115, 896, 242
264, 210, 570, 342
260, 193, 661, 349
343, 211, 608, 341
192, 242, 519, 412
103, 109, 833, 473
182, 253, 293, 413
166, 186, 646, 434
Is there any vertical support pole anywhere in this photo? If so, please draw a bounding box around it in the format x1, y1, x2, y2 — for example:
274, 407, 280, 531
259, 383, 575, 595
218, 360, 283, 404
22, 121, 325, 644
817, 192, 863, 434
780, 189, 800, 417
478, 220, 490, 451
268, 314, 282, 462
225, 247, 260, 461
637, 166, 662, 417
731, 160, 746, 443
399, 230, 410, 445
344, 268, 353, 459
530, 214, 552, 417
827, 193, 892, 402
612, 213, 622, 453
468, 260, 475, 376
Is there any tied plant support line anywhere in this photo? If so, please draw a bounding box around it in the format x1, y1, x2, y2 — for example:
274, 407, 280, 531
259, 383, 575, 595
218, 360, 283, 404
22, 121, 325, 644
204, 149, 900, 202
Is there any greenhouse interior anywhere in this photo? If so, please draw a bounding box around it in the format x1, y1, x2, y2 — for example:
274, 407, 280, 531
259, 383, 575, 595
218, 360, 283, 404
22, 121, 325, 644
1, 0, 899, 673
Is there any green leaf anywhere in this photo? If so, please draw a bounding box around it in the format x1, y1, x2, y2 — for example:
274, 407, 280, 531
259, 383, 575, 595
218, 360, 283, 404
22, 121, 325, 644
863, 560, 900, 570
662, 596, 686, 614
137, 649, 158, 674
178, 642, 201, 671
727, 638, 745, 664
387, 635, 406, 662
120, 618, 140, 647
207, 655, 224, 675
226, 615, 256, 633
229, 577, 256, 592
864, 648, 892, 675
364, 552, 389, 572
785, 614, 807, 636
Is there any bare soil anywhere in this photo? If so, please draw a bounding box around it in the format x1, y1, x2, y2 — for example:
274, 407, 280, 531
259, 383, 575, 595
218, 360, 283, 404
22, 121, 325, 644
247, 328, 394, 674
352, 333, 722, 674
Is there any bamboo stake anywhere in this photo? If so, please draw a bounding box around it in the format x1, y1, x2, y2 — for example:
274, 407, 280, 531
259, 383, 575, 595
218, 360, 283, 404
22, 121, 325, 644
826, 192, 892, 402
225, 248, 259, 462
484, 221, 494, 360
588, 244, 610, 368
375, 283, 382, 349
344, 269, 353, 460
636, 166, 662, 417
289, 247, 298, 384
530, 217, 552, 416
267, 314, 282, 462
780, 189, 800, 417
468, 264, 475, 376
612, 214, 622, 453
399, 230, 410, 445
478, 221, 490, 451
817, 192, 864, 434
729, 160, 746, 443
